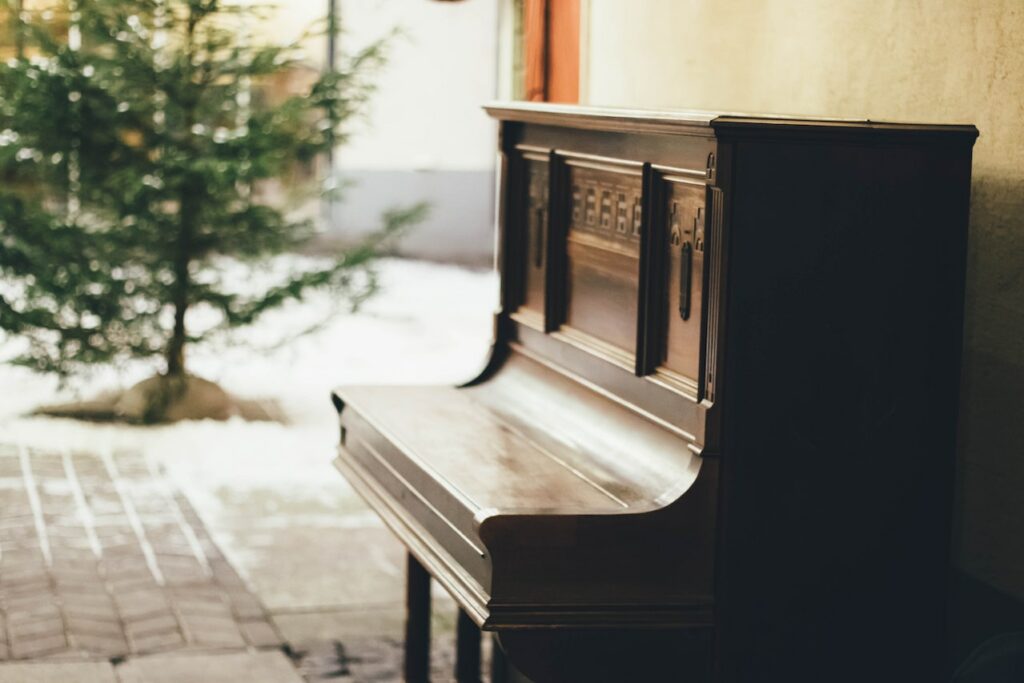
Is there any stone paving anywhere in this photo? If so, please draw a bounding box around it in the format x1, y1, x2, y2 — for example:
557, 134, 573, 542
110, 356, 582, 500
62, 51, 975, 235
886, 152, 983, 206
0, 443, 282, 664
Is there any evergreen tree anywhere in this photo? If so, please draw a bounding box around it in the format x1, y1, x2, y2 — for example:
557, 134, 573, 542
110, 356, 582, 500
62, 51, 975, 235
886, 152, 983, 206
0, 0, 422, 400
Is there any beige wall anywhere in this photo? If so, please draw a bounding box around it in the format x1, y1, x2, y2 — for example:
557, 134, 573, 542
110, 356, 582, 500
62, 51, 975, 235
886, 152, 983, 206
583, 0, 1024, 599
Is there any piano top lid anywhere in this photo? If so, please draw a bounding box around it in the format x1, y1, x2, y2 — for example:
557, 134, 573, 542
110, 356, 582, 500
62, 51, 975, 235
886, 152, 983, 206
483, 101, 979, 141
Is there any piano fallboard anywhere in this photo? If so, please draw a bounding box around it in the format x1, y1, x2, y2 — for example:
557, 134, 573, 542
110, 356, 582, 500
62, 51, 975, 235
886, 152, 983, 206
334, 353, 717, 630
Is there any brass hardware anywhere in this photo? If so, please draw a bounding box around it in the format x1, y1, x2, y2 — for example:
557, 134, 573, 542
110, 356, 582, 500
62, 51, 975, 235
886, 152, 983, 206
670, 203, 682, 246
679, 241, 692, 320
534, 208, 544, 269
694, 207, 705, 252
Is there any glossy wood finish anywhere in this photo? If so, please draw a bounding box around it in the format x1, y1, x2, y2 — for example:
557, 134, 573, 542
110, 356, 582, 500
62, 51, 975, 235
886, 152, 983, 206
336, 353, 716, 630
713, 134, 976, 683
563, 158, 643, 358
333, 103, 977, 682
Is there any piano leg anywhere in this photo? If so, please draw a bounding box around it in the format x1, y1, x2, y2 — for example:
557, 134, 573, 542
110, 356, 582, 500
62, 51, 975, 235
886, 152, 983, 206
455, 608, 481, 682
491, 634, 508, 683
404, 553, 431, 683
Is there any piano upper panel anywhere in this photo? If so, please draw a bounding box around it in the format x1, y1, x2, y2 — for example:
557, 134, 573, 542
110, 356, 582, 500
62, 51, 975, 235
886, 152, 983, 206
562, 156, 644, 364
494, 107, 721, 450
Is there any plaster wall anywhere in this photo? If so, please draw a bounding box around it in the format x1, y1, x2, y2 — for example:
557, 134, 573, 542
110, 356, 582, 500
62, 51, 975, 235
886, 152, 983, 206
329, 0, 499, 264
583, 0, 1024, 602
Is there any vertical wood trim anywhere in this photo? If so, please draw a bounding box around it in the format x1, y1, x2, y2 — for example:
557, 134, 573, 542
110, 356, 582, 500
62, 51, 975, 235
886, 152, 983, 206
547, 0, 580, 103
636, 162, 657, 376
544, 149, 567, 332
701, 186, 725, 404
496, 123, 516, 312
523, 0, 548, 102
523, 0, 580, 103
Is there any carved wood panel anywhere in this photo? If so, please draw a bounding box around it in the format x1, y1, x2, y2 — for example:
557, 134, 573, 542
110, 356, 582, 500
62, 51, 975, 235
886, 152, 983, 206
659, 177, 707, 386
517, 154, 549, 327
563, 160, 643, 358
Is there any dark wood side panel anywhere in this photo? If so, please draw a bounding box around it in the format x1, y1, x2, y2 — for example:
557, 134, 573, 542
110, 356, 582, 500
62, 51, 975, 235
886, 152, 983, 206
714, 135, 975, 682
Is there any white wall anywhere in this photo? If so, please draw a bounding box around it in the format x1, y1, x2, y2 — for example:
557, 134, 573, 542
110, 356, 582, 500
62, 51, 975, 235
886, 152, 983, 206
327, 0, 500, 264
335, 0, 499, 171
239, 0, 500, 263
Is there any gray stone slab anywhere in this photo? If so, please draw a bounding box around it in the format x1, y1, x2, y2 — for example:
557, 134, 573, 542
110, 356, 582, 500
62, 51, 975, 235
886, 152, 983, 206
226, 525, 406, 612
271, 608, 404, 643
0, 661, 117, 682
238, 619, 282, 649
116, 651, 304, 683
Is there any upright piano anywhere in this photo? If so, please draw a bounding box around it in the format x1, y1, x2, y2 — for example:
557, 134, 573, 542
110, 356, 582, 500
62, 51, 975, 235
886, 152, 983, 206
333, 103, 977, 682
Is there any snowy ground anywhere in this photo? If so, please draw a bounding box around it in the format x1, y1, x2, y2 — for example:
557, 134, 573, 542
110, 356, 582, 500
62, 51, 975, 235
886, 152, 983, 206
0, 258, 498, 615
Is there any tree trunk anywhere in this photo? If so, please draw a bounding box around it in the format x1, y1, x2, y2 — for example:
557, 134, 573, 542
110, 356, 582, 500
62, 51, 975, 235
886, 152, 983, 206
165, 7, 200, 379
166, 287, 188, 376
166, 172, 198, 378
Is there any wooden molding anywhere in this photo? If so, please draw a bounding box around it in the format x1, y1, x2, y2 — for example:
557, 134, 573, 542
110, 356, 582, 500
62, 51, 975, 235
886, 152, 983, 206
522, 0, 580, 104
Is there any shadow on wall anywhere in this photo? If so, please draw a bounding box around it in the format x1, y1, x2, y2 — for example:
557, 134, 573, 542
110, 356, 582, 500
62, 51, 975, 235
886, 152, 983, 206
953, 173, 1024, 664
956, 173, 1024, 594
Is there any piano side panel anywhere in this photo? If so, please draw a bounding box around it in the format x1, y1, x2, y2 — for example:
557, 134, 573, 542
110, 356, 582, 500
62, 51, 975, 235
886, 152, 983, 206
714, 134, 975, 682
479, 456, 719, 628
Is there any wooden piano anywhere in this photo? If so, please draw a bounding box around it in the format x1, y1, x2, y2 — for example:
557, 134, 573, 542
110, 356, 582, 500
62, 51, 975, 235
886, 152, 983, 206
333, 103, 977, 682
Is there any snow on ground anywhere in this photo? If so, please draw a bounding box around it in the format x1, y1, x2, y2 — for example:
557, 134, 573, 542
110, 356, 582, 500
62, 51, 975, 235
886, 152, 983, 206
0, 258, 497, 596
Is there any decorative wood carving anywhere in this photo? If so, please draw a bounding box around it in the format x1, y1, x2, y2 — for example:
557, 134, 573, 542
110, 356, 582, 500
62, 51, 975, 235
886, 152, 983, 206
562, 159, 643, 357
511, 148, 550, 331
